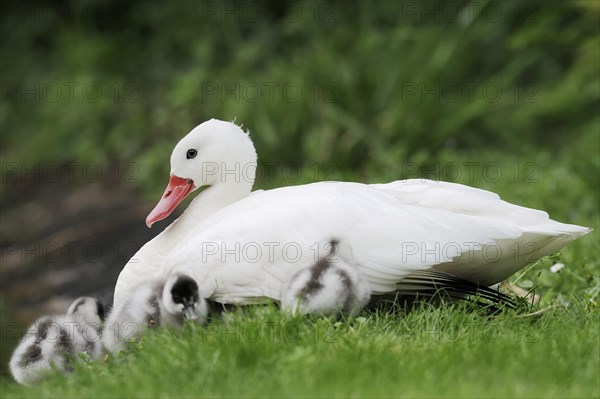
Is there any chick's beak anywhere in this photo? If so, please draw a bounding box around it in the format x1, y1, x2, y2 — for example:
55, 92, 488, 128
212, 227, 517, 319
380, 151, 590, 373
183, 306, 199, 322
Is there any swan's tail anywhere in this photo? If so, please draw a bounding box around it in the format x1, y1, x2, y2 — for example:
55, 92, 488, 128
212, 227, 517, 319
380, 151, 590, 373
391, 269, 518, 309
526, 221, 591, 239
430, 220, 591, 287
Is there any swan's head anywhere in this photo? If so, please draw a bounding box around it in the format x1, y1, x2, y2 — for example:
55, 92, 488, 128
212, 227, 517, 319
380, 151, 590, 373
146, 119, 257, 227
162, 274, 208, 323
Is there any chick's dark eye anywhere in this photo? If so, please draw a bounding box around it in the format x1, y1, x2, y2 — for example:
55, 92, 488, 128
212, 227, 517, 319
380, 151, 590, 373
186, 149, 197, 159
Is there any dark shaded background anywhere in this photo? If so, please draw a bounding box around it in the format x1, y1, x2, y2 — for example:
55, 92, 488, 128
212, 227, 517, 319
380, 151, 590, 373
1, 0, 598, 377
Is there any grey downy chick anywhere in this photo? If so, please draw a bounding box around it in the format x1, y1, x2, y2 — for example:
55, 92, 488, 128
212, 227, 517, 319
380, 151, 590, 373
281, 240, 371, 316
102, 273, 208, 353
9, 297, 105, 386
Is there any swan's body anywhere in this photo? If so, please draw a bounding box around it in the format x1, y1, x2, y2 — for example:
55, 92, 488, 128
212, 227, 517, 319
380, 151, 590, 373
104, 274, 207, 353
113, 119, 590, 310
154, 180, 589, 304
10, 297, 104, 386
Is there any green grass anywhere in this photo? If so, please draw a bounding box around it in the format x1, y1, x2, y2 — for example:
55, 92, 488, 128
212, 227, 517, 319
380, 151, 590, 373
1, 303, 598, 399
1, 146, 598, 398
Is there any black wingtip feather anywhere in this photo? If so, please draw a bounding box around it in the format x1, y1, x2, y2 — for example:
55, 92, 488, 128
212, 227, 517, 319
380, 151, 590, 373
393, 270, 517, 309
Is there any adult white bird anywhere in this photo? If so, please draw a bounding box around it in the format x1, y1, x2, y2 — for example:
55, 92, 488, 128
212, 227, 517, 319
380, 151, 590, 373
113, 119, 590, 311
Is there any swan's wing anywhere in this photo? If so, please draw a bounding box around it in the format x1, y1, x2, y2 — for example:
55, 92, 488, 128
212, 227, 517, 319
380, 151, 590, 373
369, 179, 590, 284
346, 197, 524, 292
165, 181, 589, 303
372, 179, 548, 225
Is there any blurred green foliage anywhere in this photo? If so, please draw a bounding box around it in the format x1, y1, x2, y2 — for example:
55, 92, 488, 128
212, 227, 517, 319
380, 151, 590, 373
1, 0, 598, 191
1, 0, 598, 300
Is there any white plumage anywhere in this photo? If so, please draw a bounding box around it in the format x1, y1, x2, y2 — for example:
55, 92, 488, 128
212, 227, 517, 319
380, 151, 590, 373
9, 297, 104, 386
103, 273, 207, 353
113, 119, 590, 311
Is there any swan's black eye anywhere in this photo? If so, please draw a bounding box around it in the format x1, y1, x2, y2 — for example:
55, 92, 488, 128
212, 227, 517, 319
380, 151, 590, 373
186, 149, 197, 159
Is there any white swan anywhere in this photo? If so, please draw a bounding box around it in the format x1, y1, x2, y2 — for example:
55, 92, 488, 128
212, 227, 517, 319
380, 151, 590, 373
113, 119, 590, 309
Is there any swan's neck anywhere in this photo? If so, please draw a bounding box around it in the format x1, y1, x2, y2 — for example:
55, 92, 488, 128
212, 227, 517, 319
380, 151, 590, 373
164, 179, 253, 243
